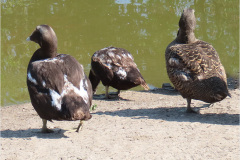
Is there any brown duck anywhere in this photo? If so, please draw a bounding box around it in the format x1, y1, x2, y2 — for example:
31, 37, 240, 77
89, 47, 149, 98
27, 25, 92, 132
165, 8, 230, 113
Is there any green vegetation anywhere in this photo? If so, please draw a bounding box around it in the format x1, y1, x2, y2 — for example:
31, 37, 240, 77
90, 104, 97, 111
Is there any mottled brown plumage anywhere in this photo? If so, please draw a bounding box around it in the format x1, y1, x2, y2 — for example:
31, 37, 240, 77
165, 8, 230, 113
89, 47, 149, 98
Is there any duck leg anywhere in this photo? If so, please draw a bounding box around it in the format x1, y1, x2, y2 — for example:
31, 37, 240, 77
186, 98, 198, 113
76, 120, 84, 132
41, 119, 54, 133
105, 86, 119, 98
64, 121, 84, 133
117, 90, 120, 96
105, 86, 110, 98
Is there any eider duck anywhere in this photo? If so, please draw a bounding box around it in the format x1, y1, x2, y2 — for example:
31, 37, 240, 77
89, 47, 149, 98
165, 8, 230, 113
26, 25, 92, 132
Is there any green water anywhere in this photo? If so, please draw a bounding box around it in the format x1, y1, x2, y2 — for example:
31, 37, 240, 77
1, 0, 239, 106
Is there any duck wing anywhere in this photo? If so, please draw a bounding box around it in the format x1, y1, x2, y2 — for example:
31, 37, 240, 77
91, 47, 148, 90
168, 41, 223, 81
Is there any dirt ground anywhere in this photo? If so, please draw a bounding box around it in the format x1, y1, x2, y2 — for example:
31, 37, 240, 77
1, 79, 239, 160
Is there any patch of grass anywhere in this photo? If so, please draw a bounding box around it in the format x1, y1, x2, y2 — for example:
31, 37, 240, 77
90, 104, 97, 111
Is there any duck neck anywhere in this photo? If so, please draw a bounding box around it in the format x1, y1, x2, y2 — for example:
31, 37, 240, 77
40, 40, 58, 58
176, 29, 196, 44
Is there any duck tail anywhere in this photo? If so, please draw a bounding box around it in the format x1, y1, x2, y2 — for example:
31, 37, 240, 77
135, 77, 149, 90
141, 82, 150, 90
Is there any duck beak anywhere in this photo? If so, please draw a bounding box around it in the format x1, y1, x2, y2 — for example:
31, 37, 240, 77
26, 37, 31, 41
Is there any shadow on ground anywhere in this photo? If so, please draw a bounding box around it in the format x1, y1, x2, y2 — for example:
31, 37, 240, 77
1, 128, 69, 139
93, 106, 239, 126
93, 88, 180, 101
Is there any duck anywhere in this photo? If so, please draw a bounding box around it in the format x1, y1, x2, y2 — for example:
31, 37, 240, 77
89, 47, 149, 98
165, 8, 230, 113
26, 25, 92, 133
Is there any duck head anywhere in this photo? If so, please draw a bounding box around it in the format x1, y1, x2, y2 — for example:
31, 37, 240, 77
177, 8, 197, 44
27, 25, 58, 58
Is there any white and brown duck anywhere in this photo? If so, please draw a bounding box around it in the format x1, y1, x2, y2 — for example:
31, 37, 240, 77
27, 25, 92, 132
89, 47, 149, 98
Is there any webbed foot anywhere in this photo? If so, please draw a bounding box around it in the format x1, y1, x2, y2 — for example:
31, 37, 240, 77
41, 119, 54, 133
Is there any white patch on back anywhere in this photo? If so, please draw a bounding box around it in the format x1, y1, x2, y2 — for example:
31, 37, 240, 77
43, 57, 63, 63
109, 48, 117, 51
169, 58, 179, 67
79, 79, 89, 104
179, 72, 189, 81
107, 59, 112, 64
181, 74, 189, 81
49, 89, 61, 110
116, 67, 127, 79
197, 74, 204, 80
115, 62, 121, 66
62, 75, 89, 104
27, 72, 38, 85
49, 75, 89, 110
116, 55, 121, 60
42, 80, 46, 87
127, 53, 133, 60
99, 54, 105, 60
105, 63, 112, 69
122, 53, 127, 58
107, 52, 115, 58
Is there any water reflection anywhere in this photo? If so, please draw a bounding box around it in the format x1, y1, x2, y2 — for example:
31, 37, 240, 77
115, 0, 131, 5
1, 0, 238, 106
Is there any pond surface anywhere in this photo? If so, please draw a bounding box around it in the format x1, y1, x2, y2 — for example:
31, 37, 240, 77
1, 0, 239, 106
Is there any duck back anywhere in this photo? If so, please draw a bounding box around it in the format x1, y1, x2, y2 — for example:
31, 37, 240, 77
89, 47, 149, 92
166, 39, 229, 103
27, 54, 92, 121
